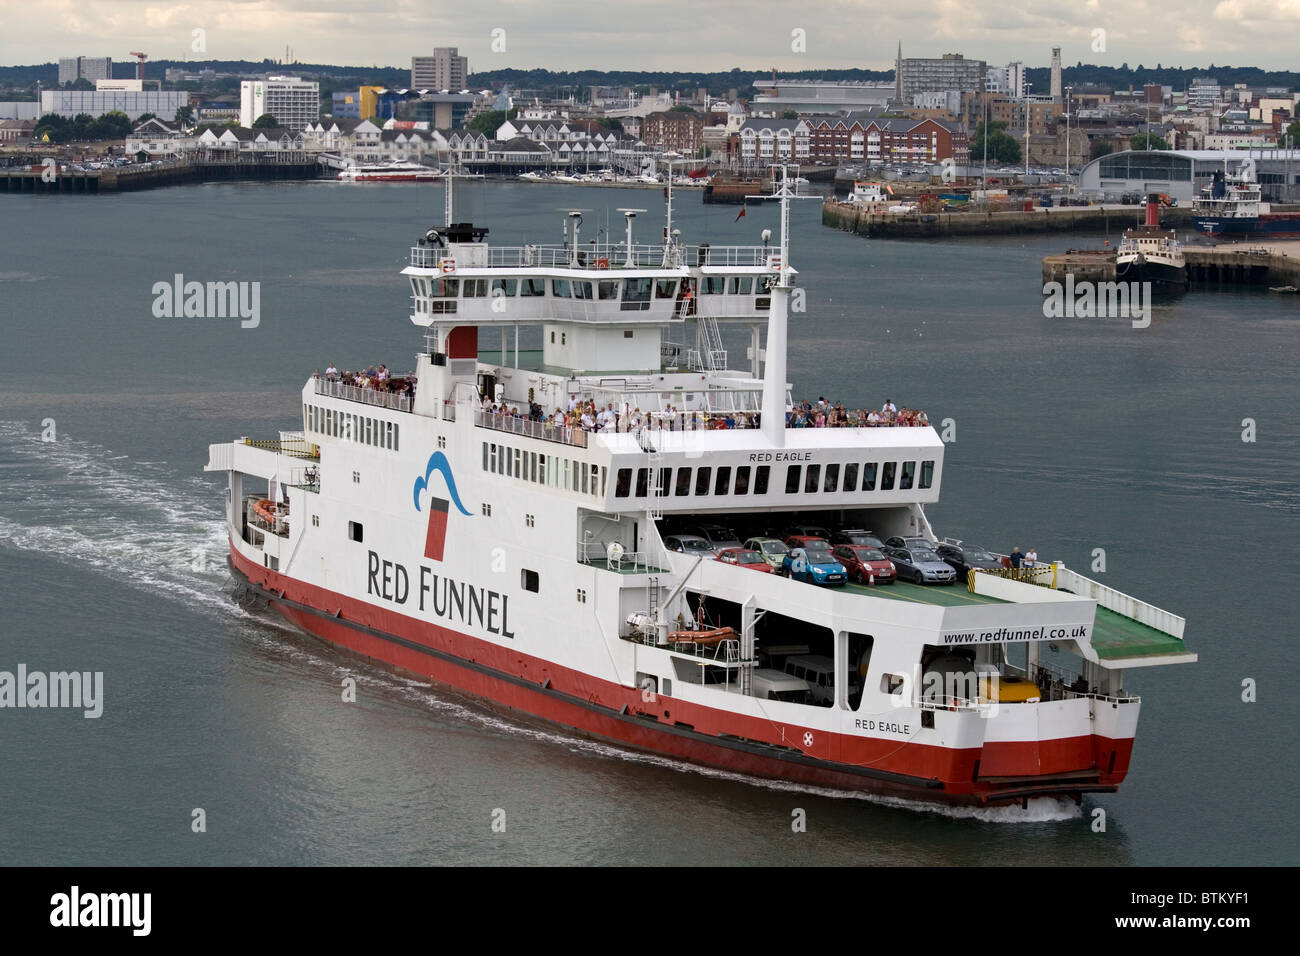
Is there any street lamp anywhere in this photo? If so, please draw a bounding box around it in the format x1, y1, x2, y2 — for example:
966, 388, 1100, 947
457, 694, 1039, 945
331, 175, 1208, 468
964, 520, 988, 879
1024, 81, 1032, 177
1065, 86, 1072, 178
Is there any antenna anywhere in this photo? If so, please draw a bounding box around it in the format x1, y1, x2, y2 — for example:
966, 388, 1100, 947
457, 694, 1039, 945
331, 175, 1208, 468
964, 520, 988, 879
617, 208, 646, 266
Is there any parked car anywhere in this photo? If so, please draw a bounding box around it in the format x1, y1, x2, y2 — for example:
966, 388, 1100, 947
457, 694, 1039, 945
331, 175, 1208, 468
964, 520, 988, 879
782, 522, 834, 542
832, 544, 896, 584
935, 541, 1004, 577
884, 546, 957, 584
743, 536, 790, 569
831, 529, 885, 548
885, 536, 933, 551
781, 542, 847, 586
691, 522, 743, 551
751, 668, 812, 704
783, 655, 858, 707
784, 533, 831, 551
663, 534, 717, 559
715, 548, 776, 573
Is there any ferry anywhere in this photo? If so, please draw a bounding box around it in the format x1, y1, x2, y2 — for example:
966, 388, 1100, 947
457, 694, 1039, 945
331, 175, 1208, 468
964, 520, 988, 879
206, 169, 1195, 808
1193, 169, 1300, 237
339, 162, 442, 183
1116, 195, 1188, 293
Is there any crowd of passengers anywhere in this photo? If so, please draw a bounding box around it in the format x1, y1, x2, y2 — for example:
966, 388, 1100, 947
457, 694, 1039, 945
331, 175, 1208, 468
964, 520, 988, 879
479, 395, 931, 433
317, 364, 416, 399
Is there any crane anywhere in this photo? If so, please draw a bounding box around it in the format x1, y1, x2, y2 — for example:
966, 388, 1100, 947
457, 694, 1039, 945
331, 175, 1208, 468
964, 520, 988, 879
129, 52, 147, 81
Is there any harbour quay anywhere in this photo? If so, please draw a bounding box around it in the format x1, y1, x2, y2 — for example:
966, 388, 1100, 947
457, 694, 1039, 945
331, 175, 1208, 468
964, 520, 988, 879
824, 198, 1196, 239
1042, 244, 1300, 288
0, 154, 324, 193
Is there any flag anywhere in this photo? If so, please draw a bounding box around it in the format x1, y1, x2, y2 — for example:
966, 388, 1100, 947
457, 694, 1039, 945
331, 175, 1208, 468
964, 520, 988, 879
734, 205, 747, 222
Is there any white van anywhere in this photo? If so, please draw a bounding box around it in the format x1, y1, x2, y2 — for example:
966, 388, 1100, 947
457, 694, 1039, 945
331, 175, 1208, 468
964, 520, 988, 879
783, 654, 860, 706
750, 668, 812, 704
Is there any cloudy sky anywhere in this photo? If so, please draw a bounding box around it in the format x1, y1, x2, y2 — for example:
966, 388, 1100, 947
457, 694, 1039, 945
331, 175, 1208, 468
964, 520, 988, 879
5, 0, 1299, 72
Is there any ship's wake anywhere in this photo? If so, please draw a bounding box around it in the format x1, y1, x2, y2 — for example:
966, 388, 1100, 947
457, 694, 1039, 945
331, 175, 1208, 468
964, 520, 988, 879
0, 421, 252, 621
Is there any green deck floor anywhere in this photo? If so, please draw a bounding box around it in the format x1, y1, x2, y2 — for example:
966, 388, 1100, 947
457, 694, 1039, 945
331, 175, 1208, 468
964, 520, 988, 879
1090, 606, 1191, 660
841, 580, 1006, 607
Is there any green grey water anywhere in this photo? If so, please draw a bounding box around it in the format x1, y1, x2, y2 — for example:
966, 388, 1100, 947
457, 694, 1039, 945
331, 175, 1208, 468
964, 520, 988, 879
0, 180, 1296, 865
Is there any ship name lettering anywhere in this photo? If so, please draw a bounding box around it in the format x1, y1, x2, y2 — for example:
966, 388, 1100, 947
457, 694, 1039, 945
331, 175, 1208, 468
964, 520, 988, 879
749, 452, 812, 463
853, 718, 910, 735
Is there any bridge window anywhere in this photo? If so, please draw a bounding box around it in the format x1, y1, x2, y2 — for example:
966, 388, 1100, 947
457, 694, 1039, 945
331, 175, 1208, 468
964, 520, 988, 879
843, 462, 859, 491
694, 467, 712, 496
552, 279, 571, 298
861, 462, 877, 491
573, 281, 593, 300
728, 276, 754, 294
734, 466, 751, 495
655, 279, 678, 298
431, 278, 458, 297
804, 464, 821, 493
920, 460, 935, 489
521, 278, 545, 297
881, 461, 897, 491
701, 276, 726, 294
598, 280, 620, 300
491, 278, 517, 297
621, 277, 652, 311
635, 468, 649, 497
784, 465, 801, 494
900, 461, 916, 490
754, 465, 770, 494
714, 466, 731, 496
462, 279, 488, 297
675, 467, 693, 496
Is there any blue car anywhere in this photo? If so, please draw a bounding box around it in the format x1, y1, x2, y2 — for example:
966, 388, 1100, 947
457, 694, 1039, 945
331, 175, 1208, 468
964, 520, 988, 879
781, 544, 847, 587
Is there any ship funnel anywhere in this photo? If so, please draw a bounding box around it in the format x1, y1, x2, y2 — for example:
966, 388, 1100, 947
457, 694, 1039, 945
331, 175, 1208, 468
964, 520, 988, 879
1145, 195, 1160, 227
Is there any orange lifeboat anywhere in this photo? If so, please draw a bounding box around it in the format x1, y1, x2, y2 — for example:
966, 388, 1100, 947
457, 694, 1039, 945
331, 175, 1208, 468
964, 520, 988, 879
668, 626, 737, 647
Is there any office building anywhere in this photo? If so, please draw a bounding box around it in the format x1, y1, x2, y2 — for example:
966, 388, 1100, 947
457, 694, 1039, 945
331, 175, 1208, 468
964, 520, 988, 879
240, 76, 320, 131
58, 56, 113, 86
898, 53, 986, 102
411, 48, 468, 91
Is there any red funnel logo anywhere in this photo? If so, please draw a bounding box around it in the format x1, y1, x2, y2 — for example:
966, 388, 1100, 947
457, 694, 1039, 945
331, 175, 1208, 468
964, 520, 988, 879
424, 497, 450, 561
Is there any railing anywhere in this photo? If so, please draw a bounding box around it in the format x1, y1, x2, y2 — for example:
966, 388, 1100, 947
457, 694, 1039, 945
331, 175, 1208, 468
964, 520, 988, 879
313, 376, 412, 413
577, 541, 657, 572
1054, 565, 1186, 639
441, 402, 457, 422
241, 437, 319, 461
474, 408, 589, 448
409, 242, 784, 272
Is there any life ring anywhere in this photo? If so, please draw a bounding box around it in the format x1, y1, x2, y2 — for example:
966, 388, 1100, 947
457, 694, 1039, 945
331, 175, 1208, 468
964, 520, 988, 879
439, 258, 456, 274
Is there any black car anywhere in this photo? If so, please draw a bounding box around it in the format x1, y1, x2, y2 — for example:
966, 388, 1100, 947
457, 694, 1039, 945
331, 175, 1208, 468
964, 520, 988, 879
831, 529, 885, 548
935, 542, 1004, 577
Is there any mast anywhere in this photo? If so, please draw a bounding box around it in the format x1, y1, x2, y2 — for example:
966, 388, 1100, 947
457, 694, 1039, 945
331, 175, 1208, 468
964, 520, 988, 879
757, 165, 807, 447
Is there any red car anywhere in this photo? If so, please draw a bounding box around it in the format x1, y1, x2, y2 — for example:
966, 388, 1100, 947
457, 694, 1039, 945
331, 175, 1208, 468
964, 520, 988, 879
715, 548, 776, 573
833, 544, 897, 585
784, 534, 830, 551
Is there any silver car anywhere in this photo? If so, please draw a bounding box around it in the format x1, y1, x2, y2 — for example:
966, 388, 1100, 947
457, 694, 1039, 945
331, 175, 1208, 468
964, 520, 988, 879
885, 546, 957, 584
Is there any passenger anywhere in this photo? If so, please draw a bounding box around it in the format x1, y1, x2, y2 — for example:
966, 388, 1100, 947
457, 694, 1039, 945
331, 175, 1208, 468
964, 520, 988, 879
1025, 547, 1038, 568
1009, 547, 1023, 569
882, 398, 897, 415
325, 363, 338, 381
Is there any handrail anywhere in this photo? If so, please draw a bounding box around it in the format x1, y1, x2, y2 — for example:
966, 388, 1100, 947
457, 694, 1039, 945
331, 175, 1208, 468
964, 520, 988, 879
474, 408, 589, 448
313, 376, 412, 413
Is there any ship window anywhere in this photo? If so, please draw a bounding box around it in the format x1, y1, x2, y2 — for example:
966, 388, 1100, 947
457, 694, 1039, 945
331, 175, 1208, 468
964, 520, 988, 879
825, 463, 840, 493
701, 276, 726, 294
550, 331, 555, 343
920, 460, 935, 489
432, 278, 459, 297
598, 280, 620, 300
656, 467, 670, 497
804, 464, 821, 493
675, 467, 692, 496
754, 465, 770, 494
491, 278, 517, 297
573, 281, 593, 300
635, 468, 649, 497
538, 455, 547, 484
784, 465, 802, 494
348, 521, 363, 543
521, 277, 545, 297
731, 276, 754, 294
623, 330, 633, 338
843, 462, 859, 491
552, 279, 571, 298
482, 503, 492, 516
621, 277, 652, 311
482, 442, 489, 471
714, 466, 731, 496
694, 467, 712, 496
756, 296, 770, 311
521, 569, 539, 593
900, 461, 916, 490
862, 463, 877, 490
734, 466, 751, 495
462, 279, 488, 297
601, 466, 607, 496
655, 279, 677, 298
561, 333, 566, 345
881, 461, 897, 491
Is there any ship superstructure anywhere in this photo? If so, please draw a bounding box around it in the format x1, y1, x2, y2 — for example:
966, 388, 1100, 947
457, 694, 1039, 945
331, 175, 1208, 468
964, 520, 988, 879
206, 169, 1195, 807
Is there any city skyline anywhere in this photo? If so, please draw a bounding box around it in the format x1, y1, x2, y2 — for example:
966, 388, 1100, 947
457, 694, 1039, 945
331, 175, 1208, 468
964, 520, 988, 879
5, 0, 1300, 75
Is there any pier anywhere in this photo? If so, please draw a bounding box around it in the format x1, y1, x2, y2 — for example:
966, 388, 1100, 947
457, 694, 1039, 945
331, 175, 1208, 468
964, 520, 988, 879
824, 199, 1196, 239
1041, 244, 1300, 288
0, 154, 325, 193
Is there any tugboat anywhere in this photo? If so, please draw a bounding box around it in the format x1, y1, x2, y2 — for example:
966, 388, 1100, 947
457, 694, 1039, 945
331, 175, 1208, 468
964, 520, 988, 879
1116, 194, 1188, 293
205, 167, 1195, 808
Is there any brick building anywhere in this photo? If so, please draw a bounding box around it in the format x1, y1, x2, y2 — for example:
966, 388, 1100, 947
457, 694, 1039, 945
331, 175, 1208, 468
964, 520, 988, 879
642, 110, 706, 153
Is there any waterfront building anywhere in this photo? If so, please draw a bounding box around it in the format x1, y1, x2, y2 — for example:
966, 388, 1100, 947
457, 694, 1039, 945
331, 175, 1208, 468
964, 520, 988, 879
642, 111, 706, 154
40, 89, 188, 121
239, 77, 320, 131
898, 53, 986, 102
752, 79, 894, 115
1078, 148, 1300, 203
